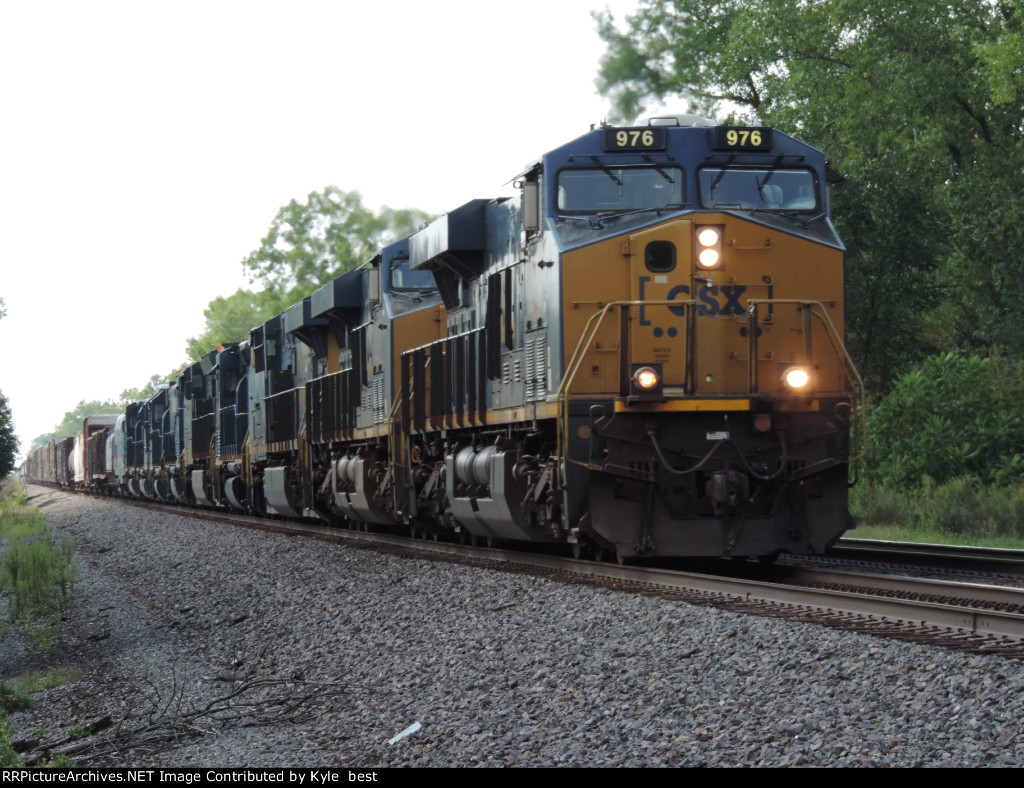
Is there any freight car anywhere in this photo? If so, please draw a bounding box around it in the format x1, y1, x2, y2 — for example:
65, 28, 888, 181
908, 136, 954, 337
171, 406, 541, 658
24, 115, 864, 562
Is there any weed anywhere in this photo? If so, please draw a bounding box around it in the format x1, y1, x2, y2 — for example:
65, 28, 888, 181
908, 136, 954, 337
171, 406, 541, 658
851, 478, 1024, 548
16, 667, 82, 694
0, 712, 21, 767
0, 477, 27, 510
66, 722, 93, 740
38, 753, 76, 767
0, 680, 32, 713
0, 488, 77, 647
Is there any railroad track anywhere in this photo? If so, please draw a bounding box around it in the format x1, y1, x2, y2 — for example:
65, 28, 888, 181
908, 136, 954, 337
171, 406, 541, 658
807, 538, 1024, 585
55, 489, 1024, 660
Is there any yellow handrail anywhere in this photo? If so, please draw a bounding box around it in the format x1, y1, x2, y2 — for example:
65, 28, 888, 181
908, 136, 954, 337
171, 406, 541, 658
555, 297, 867, 488
556, 299, 697, 487
747, 298, 868, 465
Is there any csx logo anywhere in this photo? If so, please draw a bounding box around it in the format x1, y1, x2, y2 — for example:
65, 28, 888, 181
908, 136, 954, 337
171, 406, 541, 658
638, 277, 748, 321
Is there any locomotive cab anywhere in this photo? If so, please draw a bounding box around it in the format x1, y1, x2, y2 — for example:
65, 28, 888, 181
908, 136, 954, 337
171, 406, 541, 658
540, 117, 863, 559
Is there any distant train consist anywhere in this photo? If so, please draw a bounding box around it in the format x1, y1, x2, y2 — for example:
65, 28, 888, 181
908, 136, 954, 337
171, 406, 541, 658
23, 115, 864, 562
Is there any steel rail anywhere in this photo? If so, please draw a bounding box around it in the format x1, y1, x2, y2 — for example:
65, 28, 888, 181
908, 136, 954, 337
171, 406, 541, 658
36, 486, 1024, 650
834, 538, 1024, 576
771, 565, 1024, 609
150, 500, 1024, 643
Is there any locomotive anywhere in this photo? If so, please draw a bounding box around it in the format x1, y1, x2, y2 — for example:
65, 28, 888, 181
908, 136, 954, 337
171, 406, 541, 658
23, 115, 864, 561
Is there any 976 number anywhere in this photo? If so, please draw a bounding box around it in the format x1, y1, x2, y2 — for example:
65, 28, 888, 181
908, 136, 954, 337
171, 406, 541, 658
726, 129, 762, 147
616, 130, 656, 147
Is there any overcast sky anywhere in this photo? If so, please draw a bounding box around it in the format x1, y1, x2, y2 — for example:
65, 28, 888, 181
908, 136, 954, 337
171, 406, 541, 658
0, 0, 665, 457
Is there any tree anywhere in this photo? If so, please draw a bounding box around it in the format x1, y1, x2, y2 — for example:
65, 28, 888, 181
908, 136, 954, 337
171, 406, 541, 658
0, 299, 15, 475
0, 390, 18, 477
595, 0, 1024, 391
186, 187, 432, 361
185, 288, 285, 362
243, 187, 431, 298
29, 399, 125, 454
118, 371, 181, 403
864, 351, 1024, 486
28, 371, 184, 455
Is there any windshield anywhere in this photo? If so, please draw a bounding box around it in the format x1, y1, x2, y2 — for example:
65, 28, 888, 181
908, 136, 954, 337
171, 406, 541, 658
557, 166, 684, 213
390, 256, 435, 291
699, 168, 817, 211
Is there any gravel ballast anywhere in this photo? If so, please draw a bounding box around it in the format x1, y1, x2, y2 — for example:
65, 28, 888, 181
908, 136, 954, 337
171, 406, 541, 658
4, 485, 1024, 767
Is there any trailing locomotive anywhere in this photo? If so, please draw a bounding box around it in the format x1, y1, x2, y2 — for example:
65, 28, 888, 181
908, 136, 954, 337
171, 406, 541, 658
24, 115, 864, 561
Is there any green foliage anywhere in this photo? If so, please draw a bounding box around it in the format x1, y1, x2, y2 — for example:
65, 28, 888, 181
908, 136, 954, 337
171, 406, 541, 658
30, 399, 122, 453
0, 681, 32, 713
595, 0, 1024, 391
0, 390, 18, 479
118, 371, 180, 404
863, 351, 1024, 487
29, 370, 179, 452
0, 483, 44, 544
0, 510, 48, 542
39, 753, 76, 767
66, 721, 92, 740
0, 712, 19, 767
0, 669, 80, 768
0, 683, 30, 766
0, 489, 76, 648
243, 186, 432, 299
0, 478, 25, 508
1, 536, 77, 634
852, 479, 1024, 544
185, 187, 433, 362
185, 287, 286, 362
14, 667, 81, 694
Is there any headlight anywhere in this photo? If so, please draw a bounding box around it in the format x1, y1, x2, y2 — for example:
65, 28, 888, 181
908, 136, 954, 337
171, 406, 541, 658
633, 366, 660, 390
697, 248, 720, 268
628, 362, 664, 400
695, 225, 723, 269
697, 227, 720, 247
783, 366, 812, 390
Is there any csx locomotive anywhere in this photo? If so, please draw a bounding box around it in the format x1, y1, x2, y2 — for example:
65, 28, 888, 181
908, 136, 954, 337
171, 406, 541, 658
24, 115, 864, 561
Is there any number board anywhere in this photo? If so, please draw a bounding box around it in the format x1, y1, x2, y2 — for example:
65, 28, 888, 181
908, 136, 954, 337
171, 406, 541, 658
714, 126, 773, 150
604, 127, 666, 151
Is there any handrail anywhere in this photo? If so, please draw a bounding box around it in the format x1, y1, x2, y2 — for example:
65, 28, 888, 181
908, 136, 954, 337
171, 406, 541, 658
387, 363, 406, 493
747, 299, 867, 466
555, 297, 867, 489
556, 299, 697, 488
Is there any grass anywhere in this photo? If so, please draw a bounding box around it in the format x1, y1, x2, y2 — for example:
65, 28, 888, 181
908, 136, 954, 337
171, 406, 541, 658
0, 478, 77, 647
15, 667, 82, 693
0, 482, 46, 542
0, 714, 17, 767
0, 667, 82, 768
0, 480, 83, 767
66, 722, 92, 740
850, 477, 1024, 549
0, 679, 32, 768
0, 680, 32, 713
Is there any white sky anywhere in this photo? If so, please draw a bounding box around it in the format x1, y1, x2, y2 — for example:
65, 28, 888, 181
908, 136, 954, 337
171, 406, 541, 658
0, 0, 662, 457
